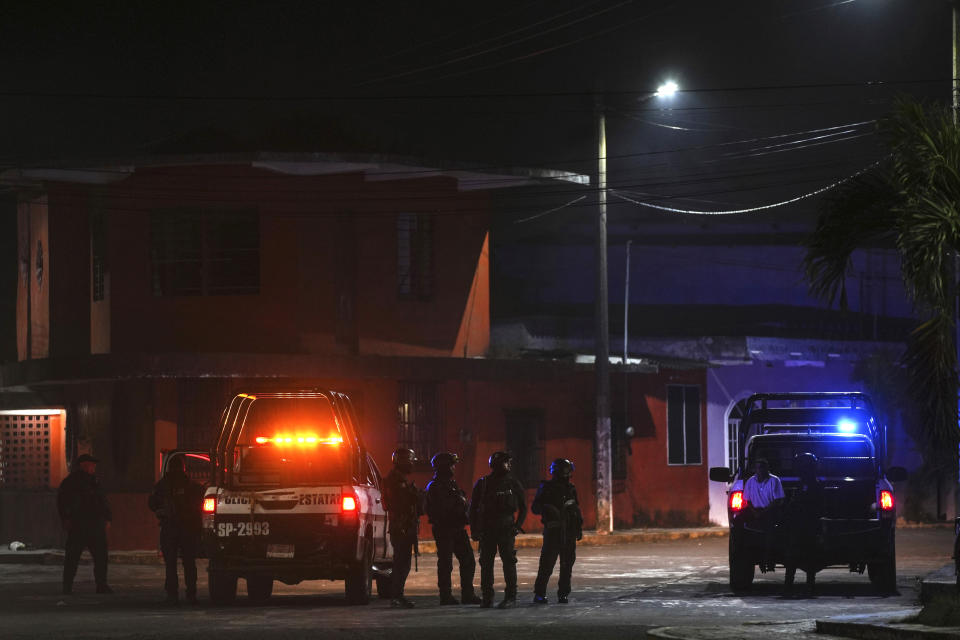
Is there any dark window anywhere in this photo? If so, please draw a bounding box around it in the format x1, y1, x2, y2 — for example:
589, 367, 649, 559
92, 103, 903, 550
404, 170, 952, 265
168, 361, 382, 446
667, 385, 702, 465
504, 408, 545, 489
397, 382, 440, 461
150, 209, 259, 297
397, 213, 434, 300
91, 211, 106, 301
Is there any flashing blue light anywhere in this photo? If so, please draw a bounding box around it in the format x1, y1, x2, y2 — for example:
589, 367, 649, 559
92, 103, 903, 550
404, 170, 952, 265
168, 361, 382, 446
837, 419, 858, 433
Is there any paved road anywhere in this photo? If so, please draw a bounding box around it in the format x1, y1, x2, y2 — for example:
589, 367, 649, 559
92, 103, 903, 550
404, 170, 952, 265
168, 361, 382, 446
0, 528, 950, 639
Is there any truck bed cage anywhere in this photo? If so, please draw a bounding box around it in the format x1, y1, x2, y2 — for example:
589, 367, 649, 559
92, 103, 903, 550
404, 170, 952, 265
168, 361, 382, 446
735, 392, 885, 471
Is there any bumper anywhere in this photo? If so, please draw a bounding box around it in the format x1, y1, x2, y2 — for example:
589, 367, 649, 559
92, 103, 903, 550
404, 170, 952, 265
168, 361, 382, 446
732, 516, 894, 566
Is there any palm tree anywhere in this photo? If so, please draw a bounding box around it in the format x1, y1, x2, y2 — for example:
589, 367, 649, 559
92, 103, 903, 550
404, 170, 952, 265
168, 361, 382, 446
804, 99, 960, 466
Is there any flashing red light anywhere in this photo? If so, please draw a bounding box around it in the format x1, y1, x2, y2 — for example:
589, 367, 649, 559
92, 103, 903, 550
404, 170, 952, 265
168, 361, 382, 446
729, 490, 744, 512
253, 435, 342, 446
202, 497, 216, 513
879, 490, 894, 511
342, 495, 357, 512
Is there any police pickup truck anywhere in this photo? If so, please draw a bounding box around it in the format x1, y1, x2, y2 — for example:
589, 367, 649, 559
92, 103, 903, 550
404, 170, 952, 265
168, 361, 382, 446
193, 391, 392, 605
710, 392, 907, 593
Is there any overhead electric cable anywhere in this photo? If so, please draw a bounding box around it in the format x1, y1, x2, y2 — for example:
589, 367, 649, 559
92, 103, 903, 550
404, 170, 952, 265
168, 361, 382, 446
610, 160, 882, 216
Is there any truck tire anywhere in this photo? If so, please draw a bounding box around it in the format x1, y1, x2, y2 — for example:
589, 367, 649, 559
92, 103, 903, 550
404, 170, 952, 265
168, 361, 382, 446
209, 571, 238, 605
376, 575, 392, 599
868, 534, 897, 595
729, 533, 755, 592
246, 575, 274, 602
345, 539, 373, 605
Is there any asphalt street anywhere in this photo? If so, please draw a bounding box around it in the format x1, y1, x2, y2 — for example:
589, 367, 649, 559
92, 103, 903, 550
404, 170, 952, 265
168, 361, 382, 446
0, 527, 951, 640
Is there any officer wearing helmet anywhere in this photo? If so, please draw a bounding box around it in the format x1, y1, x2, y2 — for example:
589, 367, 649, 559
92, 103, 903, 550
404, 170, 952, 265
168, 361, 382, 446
425, 452, 481, 605
532, 458, 582, 604
469, 451, 526, 609
784, 452, 824, 596
382, 447, 423, 608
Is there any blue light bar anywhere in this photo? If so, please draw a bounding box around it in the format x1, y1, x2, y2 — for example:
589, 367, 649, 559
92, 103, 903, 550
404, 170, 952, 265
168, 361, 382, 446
837, 419, 857, 433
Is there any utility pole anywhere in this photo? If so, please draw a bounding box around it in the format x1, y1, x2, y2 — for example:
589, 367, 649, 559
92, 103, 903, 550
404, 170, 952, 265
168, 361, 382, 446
595, 96, 613, 534
624, 239, 632, 363
953, 0, 960, 520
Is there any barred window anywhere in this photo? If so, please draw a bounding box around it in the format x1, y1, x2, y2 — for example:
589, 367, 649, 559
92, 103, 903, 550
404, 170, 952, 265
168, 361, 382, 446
397, 213, 434, 300
0, 412, 61, 489
667, 385, 702, 465
397, 382, 440, 462
150, 209, 259, 297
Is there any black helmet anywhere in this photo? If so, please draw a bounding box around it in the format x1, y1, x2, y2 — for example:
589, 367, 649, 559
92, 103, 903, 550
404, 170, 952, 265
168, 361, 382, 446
430, 452, 459, 471
488, 451, 512, 472
794, 452, 819, 472
392, 447, 417, 473
549, 458, 574, 479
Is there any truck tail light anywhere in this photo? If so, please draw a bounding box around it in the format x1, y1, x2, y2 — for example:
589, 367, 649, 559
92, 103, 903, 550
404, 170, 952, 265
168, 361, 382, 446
729, 491, 744, 512
342, 495, 357, 512
879, 490, 894, 511
203, 497, 217, 513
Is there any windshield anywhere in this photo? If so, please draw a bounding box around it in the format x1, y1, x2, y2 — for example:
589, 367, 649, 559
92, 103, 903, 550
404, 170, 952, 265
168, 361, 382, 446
746, 438, 875, 478
232, 397, 353, 486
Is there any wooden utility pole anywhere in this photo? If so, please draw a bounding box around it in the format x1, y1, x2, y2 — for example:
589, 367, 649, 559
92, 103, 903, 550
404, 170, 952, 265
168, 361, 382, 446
595, 97, 613, 534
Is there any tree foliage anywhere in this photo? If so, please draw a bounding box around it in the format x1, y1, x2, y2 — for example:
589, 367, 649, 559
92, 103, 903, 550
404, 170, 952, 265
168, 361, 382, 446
804, 99, 960, 465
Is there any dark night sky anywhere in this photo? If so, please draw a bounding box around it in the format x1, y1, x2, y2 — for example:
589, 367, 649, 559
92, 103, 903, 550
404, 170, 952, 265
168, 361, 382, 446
0, 1, 951, 221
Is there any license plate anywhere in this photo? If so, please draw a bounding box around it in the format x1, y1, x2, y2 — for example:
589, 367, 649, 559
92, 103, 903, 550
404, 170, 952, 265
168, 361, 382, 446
267, 544, 295, 559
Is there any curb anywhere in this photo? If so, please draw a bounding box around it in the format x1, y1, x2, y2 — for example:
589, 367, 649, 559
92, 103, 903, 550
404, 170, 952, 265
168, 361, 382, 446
815, 619, 960, 640
0, 527, 727, 564
920, 565, 956, 605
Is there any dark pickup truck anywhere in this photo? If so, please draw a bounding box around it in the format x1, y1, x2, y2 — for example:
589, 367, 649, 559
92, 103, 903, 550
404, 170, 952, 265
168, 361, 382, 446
710, 392, 907, 593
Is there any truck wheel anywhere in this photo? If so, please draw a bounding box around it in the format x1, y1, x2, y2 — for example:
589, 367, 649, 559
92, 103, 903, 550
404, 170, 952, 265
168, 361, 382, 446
868, 557, 897, 594
729, 534, 755, 592
345, 540, 373, 605
376, 575, 392, 600
209, 571, 238, 605
246, 575, 274, 602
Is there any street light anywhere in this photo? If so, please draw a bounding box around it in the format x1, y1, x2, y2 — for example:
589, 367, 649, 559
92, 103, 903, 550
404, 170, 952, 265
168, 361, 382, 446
595, 81, 679, 534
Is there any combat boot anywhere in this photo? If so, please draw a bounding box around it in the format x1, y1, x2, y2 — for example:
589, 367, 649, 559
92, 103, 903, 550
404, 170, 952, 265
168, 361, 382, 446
439, 593, 459, 605
496, 597, 516, 609
461, 591, 482, 605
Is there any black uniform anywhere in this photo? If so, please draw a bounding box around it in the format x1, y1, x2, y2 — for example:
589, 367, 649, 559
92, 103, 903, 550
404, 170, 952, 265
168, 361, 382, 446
149, 467, 204, 601
57, 469, 112, 592
425, 473, 477, 601
784, 476, 824, 591
382, 468, 422, 599
469, 471, 526, 603
532, 478, 582, 599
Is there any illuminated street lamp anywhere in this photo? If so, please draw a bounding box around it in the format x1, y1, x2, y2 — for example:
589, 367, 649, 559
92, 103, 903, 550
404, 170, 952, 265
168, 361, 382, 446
595, 81, 679, 534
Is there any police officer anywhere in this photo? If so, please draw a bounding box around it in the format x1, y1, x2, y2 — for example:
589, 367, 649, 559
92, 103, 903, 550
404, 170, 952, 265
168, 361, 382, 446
784, 452, 824, 596
382, 447, 423, 609
57, 454, 112, 595
149, 456, 204, 604
469, 451, 526, 609
532, 458, 582, 605
425, 452, 481, 605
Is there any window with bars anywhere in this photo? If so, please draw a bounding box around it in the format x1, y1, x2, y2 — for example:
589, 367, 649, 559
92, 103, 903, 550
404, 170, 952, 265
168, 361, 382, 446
150, 209, 259, 297
0, 414, 52, 489
91, 211, 106, 301
667, 385, 702, 466
397, 382, 440, 462
726, 399, 748, 473
397, 213, 434, 300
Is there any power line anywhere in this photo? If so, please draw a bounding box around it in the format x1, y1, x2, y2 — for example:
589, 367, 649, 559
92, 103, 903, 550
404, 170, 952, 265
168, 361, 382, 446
610, 159, 882, 216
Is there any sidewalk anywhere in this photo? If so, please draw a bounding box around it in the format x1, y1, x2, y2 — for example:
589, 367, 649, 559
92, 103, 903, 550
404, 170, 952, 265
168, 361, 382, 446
0, 526, 727, 564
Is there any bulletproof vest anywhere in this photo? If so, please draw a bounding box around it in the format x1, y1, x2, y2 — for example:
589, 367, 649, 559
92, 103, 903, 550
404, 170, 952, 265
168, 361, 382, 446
482, 474, 519, 519
385, 470, 420, 535
427, 477, 468, 527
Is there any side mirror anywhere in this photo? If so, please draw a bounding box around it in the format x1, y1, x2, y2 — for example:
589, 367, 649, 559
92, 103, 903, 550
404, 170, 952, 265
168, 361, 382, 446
885, 466, 908, 483
709, 466, 732, 483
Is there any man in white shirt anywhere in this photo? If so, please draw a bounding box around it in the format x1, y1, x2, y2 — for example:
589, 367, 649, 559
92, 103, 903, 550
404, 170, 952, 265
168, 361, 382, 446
743, 458, 784, 572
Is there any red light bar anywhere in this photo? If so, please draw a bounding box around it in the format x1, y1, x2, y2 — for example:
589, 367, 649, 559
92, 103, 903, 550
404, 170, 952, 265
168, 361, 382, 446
879, 490, 894, 511
202, 497, 216, 513
253, 434, 342, 446
729, 491, 744, 512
